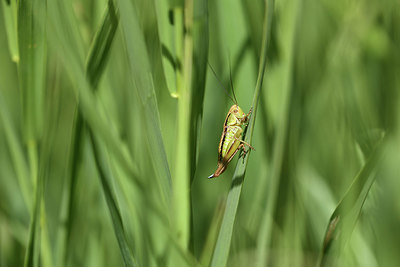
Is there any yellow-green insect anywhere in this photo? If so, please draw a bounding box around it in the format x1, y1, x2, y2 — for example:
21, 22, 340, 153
208, 104, 254, 179
207, 65, 254, 179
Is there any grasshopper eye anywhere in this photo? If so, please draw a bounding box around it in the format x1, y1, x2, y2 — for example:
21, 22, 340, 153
234, 109, 238, 113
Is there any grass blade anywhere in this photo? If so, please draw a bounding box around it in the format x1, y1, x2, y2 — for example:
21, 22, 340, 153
0, 92, 31, 211
47, 0, 141, 188
210, 1, 274, 266
117, 0, 172, 207
56, 1, 122, 266
173, 0, 209, 248
1, 0, 19, 62
200, 199, 225, 267
17, 0, 46, 143
85, 0, 119, 89
255, 0, 301, 265
85, 2, 137, 266
319, 134, 385, 266
89, 132, 137, 267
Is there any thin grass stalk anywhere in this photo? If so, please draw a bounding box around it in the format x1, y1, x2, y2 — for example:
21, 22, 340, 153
210, 1, 274, 266
1, 0, 19, 61
173, 0, 193, 248
319, 134, 385, 266
256, 0, 301, 266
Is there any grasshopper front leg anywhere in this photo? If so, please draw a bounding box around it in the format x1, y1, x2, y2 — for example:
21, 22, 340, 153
243, 107, 253, 124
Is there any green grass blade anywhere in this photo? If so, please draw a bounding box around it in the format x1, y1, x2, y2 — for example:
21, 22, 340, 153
17, 0, 46, 143
255, 0, 300, 266
24, 70, 60, 267
85, 2, 137, 266
173, 0, 209, 248
55, 111, 83, 267
200, 199, 225, 267
0, 92, 31, 211
55, 2, 121, 266
1, 0, 19, 62
89, 132, 138, 267
16, 0, 48, 266
85, 0, 119, 89
47, 0, 141, 187
117, 0, 172, 207
319, 134, 385, 266
210, 1, 274, 266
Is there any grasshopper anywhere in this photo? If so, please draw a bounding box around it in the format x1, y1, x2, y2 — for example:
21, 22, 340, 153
208, 65, 255, 179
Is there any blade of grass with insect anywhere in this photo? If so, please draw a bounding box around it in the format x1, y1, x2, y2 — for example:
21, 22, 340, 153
319, 133, 385, 267
255, 0, 301, 266
210, 1, 274, 266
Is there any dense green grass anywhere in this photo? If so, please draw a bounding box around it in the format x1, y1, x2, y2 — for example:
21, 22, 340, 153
1, 0, 400, 266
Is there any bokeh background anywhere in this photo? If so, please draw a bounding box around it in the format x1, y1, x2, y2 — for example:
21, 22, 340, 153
1, 0, 400, 266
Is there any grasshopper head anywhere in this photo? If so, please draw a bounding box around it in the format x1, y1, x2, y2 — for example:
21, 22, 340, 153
229, 104, 247, 121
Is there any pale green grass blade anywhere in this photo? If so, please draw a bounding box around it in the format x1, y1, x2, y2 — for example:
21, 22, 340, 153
0, 92, 31, 211
85, 2, 137, 266
90, 132, 137, 267
47, 0, 141, 187
117, 0, 172, 207
154, 0, 178, 97
24, 70, 61, 267
210, 1, 274, 266
86, 0, 119, 89
255, 0, 301, 266
1, 0, 19, 62
55, 111, 83, 267
319, 134, 385, 266
173, 0, 208, 248
17, 0, 48, 266
200, 199, 225, 267
55, 2, 121, 266
17, 0, 46, 143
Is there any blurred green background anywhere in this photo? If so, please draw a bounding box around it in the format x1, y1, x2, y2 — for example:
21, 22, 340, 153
1, 0, 400, 266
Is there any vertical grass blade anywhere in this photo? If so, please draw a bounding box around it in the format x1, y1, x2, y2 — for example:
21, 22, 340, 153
319, 134, 385, 266
17, 0, 47, 266
85, 0, 119, 89
23, 70, 60, 267
0, 93, 31, 211
47, 0, 141, 187
118, 0, 172, 207
1, 0, 19, 61
85, 2, 137, 266
255, 0, 300, 266
210, 1, 274, 266
56, 1, 122, 266
90, 133, 137, 267
173, 0, 209, 248
200, 199, 225, 267
17, 0, 46, 143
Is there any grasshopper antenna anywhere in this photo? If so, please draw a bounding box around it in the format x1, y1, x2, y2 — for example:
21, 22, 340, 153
208, 62, 236, 105
228, 57, 238, 105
